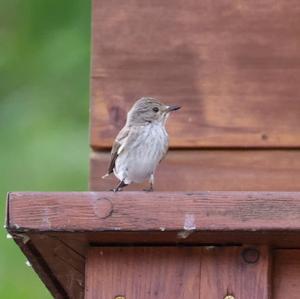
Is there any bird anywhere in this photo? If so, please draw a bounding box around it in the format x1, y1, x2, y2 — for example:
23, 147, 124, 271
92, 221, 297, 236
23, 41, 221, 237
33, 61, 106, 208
102, 97, 181, 192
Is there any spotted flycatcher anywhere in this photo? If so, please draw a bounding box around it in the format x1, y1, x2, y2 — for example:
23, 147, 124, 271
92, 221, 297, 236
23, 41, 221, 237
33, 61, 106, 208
102, 97, 181, 192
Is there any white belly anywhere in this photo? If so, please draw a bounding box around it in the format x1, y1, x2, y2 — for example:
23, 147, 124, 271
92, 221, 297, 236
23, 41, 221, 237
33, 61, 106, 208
114, 124, 168, 184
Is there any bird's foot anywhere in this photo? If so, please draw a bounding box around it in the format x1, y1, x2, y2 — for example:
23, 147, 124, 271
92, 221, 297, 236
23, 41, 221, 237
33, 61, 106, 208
111, 180, 127, 192
110, 187, 123, 192
143, 186, 154, 192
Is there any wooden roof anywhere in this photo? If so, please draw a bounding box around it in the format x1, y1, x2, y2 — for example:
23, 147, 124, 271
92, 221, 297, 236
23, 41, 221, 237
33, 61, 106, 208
7, 191, 300, 298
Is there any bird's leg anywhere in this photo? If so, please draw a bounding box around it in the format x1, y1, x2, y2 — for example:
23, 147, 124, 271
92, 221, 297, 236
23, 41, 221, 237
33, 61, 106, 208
144, 174, 154, 192
111, 180, 128, 192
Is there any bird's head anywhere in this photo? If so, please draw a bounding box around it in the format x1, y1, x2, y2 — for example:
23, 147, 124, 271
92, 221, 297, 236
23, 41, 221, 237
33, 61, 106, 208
127, 97, 181, 126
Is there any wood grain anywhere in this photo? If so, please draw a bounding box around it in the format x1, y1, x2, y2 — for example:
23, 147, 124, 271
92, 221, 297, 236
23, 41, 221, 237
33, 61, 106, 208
273, 250, 300, 298
91, 0, 300, 148
12, 236, 68, 299
7, 191, 300, 233
29, 234, 85, 299
85, 246, 270, 299
9, 231, 300, 299
85, 247, 201, 299
200, 246, 270, 299
11, 233, 86, 299
90, 150, 300, 191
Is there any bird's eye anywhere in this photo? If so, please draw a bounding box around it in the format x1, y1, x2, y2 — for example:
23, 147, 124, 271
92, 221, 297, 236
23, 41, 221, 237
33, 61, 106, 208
152, 107, 159, 112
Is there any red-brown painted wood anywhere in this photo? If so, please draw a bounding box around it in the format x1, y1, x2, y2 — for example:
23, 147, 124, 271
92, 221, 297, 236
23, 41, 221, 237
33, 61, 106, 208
200, 246, 271, 299
85, 247, 201, 299
8, 191, 300, 233
273, 250, 300, 298
90, 150, 300, 191
11, 230, 300, 299
85, 246, 271, 299
12, 234, 84, 299
91, 0, 300, 149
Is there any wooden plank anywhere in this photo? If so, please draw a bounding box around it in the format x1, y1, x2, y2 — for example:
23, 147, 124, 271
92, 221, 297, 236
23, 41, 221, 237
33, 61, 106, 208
91, 0, 300, 149
12, 237, 68, 299
76, 231, 300, 248
273, 250, 300, 298
7, 191, 300, 233
9, 230, 276, 299
200, 246, 271, 299
10, 231, 300, 299
85, 246, 271, 299
23, 231, 300, 248
8, 232, 300, 299
90, 150, 300, 191
12, 233, 86, 299
29, 234, 85, 299
85, 247, 201, 299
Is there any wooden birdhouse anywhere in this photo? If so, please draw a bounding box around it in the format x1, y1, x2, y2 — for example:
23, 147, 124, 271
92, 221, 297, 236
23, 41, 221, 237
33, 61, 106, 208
6, 1, 300, 298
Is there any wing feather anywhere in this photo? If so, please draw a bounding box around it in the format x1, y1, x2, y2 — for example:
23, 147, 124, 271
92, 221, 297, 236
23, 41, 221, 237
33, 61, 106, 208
160, 138, 169, 163
103, 126, 130, 177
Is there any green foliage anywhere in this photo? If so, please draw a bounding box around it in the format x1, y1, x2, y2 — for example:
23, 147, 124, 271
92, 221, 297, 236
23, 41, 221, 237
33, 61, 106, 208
0, 1, 91, 297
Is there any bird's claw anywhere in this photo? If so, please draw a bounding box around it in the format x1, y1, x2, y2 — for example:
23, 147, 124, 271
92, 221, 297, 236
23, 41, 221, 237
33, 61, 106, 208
110, 188, 123, 192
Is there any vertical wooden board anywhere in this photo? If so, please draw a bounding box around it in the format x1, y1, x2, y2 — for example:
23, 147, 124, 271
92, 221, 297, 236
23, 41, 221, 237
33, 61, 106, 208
85, 246, 271, 299
273, 250, 300, 298
91, 0, 300, 148
85, 247, 201, 299
200, 246, 270, 299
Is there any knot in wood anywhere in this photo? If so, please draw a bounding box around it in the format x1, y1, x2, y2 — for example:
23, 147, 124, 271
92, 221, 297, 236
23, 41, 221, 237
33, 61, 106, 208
242, 247, 260, 264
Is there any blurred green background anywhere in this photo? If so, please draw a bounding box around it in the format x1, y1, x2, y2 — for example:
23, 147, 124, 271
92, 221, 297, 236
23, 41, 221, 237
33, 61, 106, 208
0, 1, 91, 298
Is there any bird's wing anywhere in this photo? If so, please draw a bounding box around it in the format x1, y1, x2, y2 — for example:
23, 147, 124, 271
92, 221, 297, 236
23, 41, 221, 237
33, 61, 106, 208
103, 126, 131, 177
160, 138, 169, 163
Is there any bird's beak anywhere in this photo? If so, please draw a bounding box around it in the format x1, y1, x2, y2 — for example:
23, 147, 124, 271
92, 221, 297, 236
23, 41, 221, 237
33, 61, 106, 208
165, 105, 181, 113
